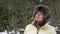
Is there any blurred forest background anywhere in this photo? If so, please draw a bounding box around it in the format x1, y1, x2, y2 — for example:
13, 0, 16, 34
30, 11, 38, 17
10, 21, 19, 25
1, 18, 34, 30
0, 0, 60, 34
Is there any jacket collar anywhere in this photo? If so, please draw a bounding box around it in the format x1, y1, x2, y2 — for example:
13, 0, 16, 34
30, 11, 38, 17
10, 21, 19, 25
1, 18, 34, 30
31, 20, 50, 29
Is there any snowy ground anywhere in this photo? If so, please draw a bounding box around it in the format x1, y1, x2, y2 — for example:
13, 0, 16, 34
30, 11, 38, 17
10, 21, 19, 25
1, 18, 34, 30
0, 27, 59, 34
0, 28, 24, 34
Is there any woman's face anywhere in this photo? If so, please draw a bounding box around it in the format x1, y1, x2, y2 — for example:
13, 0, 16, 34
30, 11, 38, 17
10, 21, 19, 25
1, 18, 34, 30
35, 11, 44, 22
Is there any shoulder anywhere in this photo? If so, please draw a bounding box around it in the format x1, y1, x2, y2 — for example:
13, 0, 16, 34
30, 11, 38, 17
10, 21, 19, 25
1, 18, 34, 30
25, 24, 33, 30
48, 25, 55, 30
25, 24, 33, 28
25, 24, 37, 30
47, 24, 57, 34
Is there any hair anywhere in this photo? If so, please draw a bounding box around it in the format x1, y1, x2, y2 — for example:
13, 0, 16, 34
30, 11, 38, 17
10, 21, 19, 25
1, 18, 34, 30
33, 5, 51, 23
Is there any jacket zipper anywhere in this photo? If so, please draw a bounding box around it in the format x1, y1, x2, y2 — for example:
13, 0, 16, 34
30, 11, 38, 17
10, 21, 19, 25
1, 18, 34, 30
37, 30, 39, 34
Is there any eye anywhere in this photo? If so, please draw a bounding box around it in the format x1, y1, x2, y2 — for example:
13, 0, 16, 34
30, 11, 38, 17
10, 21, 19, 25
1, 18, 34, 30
39, 12, 43, 15
37, 12, 43, 15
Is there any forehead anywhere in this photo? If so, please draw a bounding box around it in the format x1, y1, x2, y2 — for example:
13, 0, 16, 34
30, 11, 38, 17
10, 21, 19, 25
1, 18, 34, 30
36, 11, 43, 14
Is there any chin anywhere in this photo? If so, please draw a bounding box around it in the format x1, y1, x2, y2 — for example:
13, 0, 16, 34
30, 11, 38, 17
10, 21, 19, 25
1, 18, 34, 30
36, 20, 43, 22
35, 20, 46, 26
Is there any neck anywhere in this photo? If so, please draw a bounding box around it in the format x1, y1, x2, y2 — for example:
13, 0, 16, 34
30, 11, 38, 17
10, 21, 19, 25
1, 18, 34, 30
33, 20, 46, 30
33, 22, 41, 30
